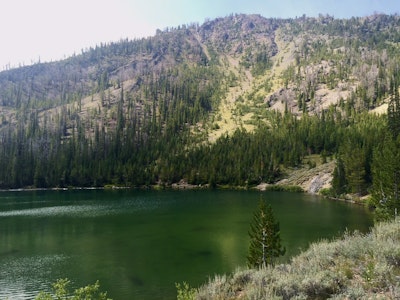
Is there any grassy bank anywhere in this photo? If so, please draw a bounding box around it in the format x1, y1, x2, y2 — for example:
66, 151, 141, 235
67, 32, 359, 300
194, 219, 400, 299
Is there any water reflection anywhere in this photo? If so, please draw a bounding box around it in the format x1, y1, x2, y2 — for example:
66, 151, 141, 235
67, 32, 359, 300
0, 190, 372, 299
0, 255, 67, 299
0, 199, 163, 218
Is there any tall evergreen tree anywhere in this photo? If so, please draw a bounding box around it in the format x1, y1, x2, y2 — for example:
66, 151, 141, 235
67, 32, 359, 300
370, 88, 400, 221
332, 155, 347, 196
247, 198, 285, 268
371, 135, 400, 221
388, 82, 400, 138
340, 139, 367, 195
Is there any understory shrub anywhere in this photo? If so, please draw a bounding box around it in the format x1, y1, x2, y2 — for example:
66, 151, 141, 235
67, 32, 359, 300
196, 218, 400, 299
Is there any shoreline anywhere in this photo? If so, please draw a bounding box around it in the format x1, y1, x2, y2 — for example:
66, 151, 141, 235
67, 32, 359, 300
0, 183, 369, 207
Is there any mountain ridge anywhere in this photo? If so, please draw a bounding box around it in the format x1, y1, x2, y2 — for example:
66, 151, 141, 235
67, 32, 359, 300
1, 14, 397, 132
0, 13, 398, 190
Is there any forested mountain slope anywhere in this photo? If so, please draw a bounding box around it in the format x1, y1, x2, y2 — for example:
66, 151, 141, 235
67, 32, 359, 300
0, 13, 400, 205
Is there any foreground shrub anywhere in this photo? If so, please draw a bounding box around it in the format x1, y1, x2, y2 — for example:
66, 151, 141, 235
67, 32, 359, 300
35, 278, 111, 300
176, 282, 196, 300
196, 218, 400, 299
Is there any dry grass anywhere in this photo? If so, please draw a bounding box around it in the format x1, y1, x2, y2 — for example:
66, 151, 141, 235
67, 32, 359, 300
207, 31, 292, 142
195, 218, 400, 299
208, 55, 255, 142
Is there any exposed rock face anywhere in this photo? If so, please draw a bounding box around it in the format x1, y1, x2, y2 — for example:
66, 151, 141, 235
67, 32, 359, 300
307, 172, 333, 194
291, 161, 334, 194
262, 160, 336, 194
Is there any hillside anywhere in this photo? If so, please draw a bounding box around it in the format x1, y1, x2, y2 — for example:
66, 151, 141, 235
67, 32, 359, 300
194, 218, 400, 299
0, 13, 399, 191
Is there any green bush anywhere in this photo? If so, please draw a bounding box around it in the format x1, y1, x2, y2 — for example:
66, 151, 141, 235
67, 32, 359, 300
319, 187, 333, 197
264, 185, 304, 193
176, 282, 196, 300
35, 279, 111, 300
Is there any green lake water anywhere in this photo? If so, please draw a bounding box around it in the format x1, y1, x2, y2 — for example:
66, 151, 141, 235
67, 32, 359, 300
0, 189, 373, 299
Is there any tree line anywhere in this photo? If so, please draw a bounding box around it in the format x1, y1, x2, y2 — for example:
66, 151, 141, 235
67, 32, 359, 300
0, 96, 388, 192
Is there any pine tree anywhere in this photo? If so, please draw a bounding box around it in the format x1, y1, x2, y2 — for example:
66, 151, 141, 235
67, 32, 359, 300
331, 156, 347, 196
388, 83, 400, 138
247, 198, 285, 268
341, 139, 367, 195
370, 87, 400, 221
371, 135, 400, 221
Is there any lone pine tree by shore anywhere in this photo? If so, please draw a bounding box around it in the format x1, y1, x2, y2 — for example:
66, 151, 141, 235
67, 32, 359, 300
247, 198, 285, 268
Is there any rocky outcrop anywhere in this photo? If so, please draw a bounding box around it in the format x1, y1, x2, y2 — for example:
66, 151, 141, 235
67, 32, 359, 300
256, 159, 335, 194
307, 172, 333, 194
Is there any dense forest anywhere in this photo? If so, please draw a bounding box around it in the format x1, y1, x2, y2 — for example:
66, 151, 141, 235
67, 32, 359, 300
0, 13, 400, 218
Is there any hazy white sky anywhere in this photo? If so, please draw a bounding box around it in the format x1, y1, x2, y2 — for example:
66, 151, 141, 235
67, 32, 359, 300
1, 0, 399, 69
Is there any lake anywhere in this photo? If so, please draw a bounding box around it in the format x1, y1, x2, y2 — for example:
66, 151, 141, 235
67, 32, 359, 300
0, 189, 372, 299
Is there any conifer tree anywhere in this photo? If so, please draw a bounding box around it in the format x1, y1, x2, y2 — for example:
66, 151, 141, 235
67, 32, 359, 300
371, 135, 400, 221
340, 140, 367, 195
370, 86, 400, 221
388, 82, 400, 138
331, 156, 347, 196
247, 198, 285, 268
